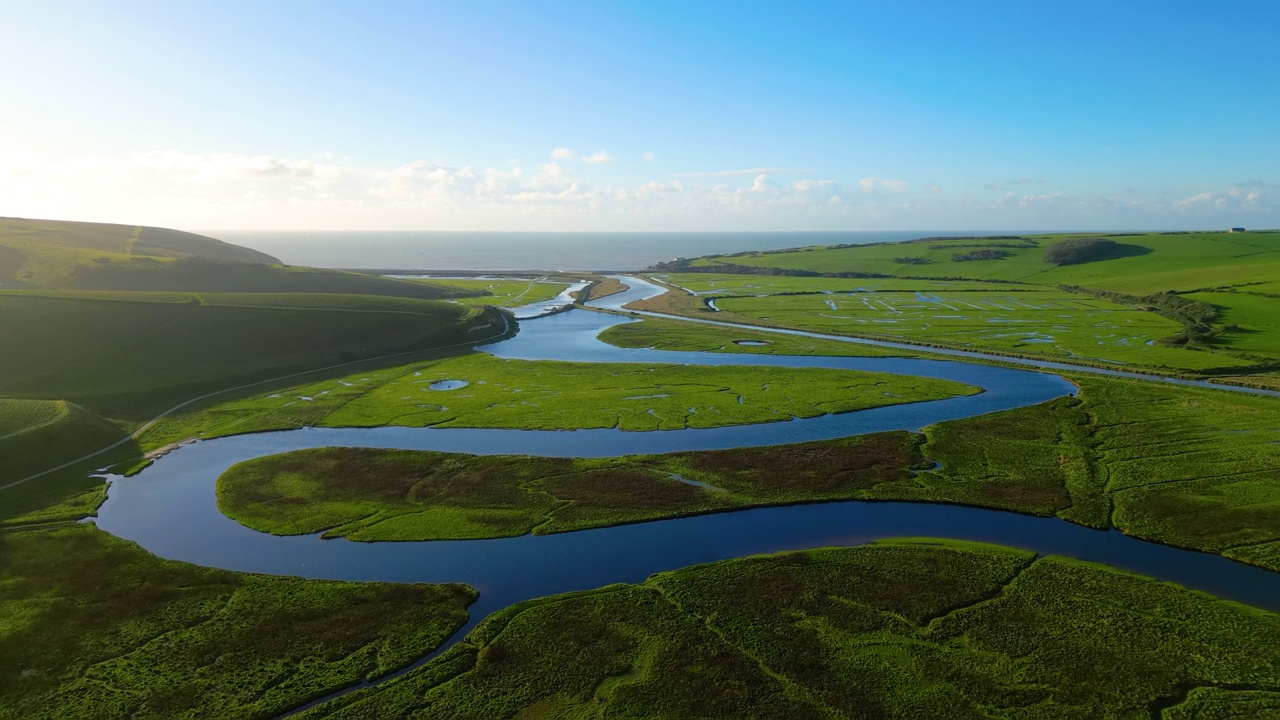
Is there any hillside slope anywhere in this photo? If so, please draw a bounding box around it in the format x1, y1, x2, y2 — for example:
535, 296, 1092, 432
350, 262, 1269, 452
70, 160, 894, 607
0, 217, 478, 300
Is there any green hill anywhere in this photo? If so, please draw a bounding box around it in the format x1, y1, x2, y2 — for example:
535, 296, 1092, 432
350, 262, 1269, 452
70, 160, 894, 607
0, 290, 500, 421
683, 231, 1280, 294
0, 217, 477, 301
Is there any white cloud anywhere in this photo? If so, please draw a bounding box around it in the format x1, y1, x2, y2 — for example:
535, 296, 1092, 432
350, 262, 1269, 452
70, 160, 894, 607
675, 167, 808, 178
859, 177, 908, 193
641, 152, 656, 162
549, 148, 612, 164
2, 147, 1275, 231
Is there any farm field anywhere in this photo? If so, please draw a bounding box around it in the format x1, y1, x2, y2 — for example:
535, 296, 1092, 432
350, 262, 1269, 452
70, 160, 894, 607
139, 351, 975, 447
297, 540, 1280, 719
0, 523, 475, 720
216, 433, 926, 540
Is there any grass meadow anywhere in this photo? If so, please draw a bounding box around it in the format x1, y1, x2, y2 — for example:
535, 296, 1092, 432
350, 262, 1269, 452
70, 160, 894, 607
298, 540, 1280, 719
0, 524, 475, 720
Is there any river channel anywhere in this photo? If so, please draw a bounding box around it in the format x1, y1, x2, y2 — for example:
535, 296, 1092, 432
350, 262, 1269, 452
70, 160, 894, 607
91, 275, 1280, 698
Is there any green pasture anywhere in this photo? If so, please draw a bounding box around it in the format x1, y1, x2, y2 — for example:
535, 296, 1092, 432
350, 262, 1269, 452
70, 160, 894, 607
142, 352, 974, 447
424, 277, 571, 307
917, 375, 1280, 571
0, 217, 473, 300
653, 272, 1031, 294
300, 540, 1280, 719
217, 433, 926, 540
0, 291, 486, 420
1187, 290, 1280, 359
711, 288, 1248, 370
0, 399, 68, 439
0, 524, 475, 720
688, 231, 1280, 295
597, 317, 910, 357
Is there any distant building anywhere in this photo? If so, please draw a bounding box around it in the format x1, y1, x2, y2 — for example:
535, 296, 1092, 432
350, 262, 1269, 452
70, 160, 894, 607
1229, 227, 1246, 233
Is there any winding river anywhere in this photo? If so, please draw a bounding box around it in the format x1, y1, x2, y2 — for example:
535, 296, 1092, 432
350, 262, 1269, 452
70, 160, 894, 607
89, 274, 1280, 711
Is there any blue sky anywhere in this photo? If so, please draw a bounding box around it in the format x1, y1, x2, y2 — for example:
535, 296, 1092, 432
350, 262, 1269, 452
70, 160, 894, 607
2, 0, 1277, 231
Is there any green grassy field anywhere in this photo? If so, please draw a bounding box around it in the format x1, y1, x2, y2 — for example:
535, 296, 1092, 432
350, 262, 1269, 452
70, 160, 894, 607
422, 277, 571, 307
0, 399, 69, 438
0, 217, 278, 285
1187, 290, 1280, 358
915, 375, 1280, 572
0, 399, 127, 519
217, 433, 926, 540
140, 351, 974, 448
646, 232, 1280, 374
714, 288, 1244, 370
639, 273, 1255, 372
655, 273, 1031, 294
597, 317, 913, 357
0, 292, 490, 421
688, 231, 1280, 294
299, 539, 1280, 719
0, 217, 475, 300
0, 523, 475, 720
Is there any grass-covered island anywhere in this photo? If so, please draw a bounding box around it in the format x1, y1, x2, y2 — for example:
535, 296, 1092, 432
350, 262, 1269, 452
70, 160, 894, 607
218, 432, 926, 540
297, 540, 1280, 719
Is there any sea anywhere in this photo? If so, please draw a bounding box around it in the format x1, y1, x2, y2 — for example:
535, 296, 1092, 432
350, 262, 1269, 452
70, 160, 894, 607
212, 231, 1033, 272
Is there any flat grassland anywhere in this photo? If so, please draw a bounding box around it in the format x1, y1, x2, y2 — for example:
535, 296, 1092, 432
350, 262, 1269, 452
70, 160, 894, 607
712, 287, 1236, 369
140, 352, 975, 445
217, 433, 925, 540
597, 317, 913, 357
297, 540, 1280, 720
422, 277, 571, 307
0, 524, 475, 720
648, 231, 1280, 374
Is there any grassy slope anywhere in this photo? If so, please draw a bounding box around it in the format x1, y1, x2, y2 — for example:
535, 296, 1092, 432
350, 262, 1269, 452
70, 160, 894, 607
216, 433, 926, 540
0, 217, 474, 300
0, 292, 486, 421
0, 523, 475, 720
699, 231, 1280, 293
301, 540, 1280, 720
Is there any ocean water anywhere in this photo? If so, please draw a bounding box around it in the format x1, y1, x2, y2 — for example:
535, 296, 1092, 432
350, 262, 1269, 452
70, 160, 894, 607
213, 230, 1027, 272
